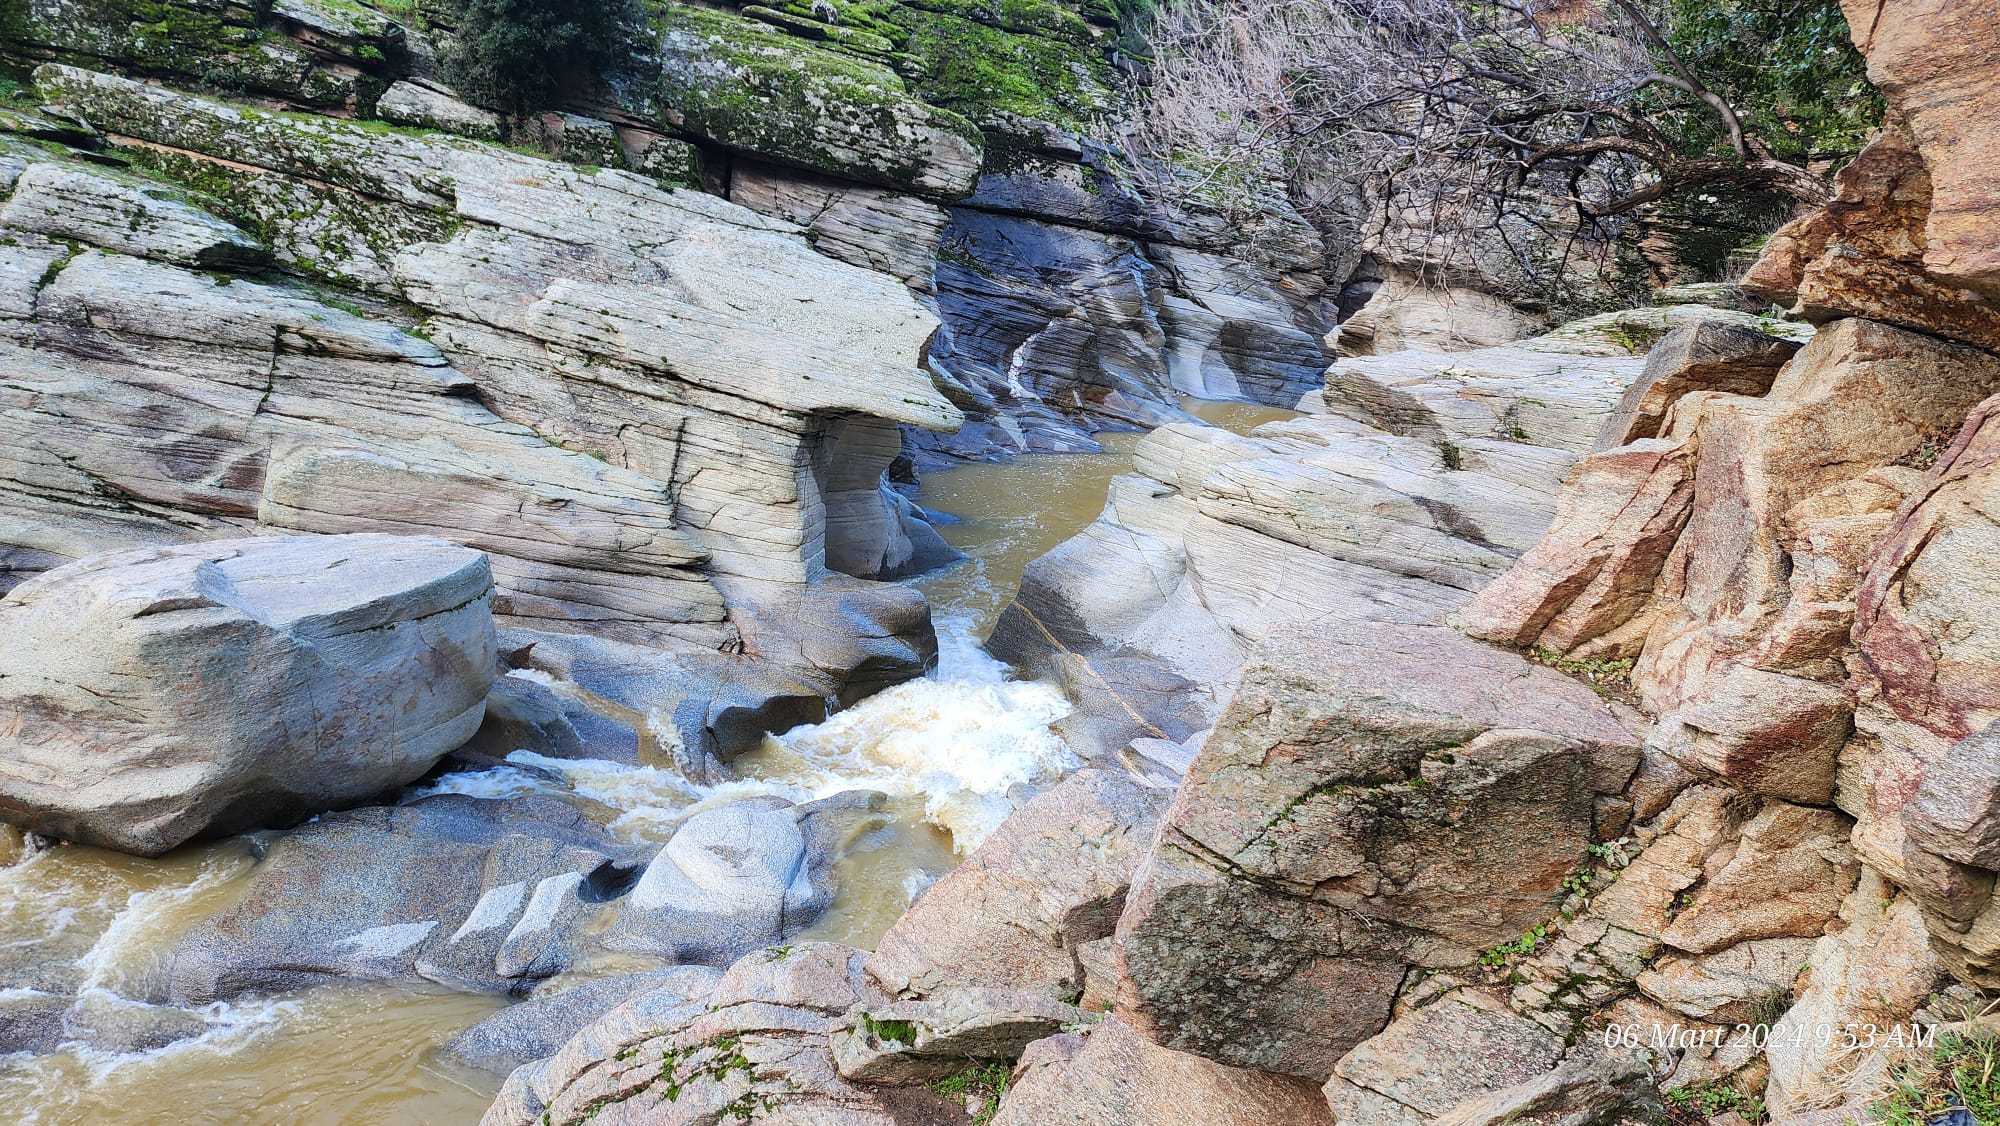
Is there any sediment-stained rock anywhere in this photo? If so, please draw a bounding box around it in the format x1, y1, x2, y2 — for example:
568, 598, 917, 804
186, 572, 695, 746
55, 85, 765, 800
0, 534, 493, 855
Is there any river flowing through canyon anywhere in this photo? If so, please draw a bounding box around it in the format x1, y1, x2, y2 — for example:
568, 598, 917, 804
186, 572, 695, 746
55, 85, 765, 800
0, 405, 1292, 1124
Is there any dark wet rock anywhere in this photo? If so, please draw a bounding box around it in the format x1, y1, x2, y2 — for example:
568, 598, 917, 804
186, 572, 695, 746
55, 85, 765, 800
158, 795, 635, 1004
61, 992, 209, 1054
0, 990, 68, 1054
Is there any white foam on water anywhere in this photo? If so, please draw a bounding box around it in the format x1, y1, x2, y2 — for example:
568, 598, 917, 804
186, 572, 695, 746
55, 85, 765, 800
409, 615, 1073, 854
75, 853, 252, 995
754, 613, 1076, 852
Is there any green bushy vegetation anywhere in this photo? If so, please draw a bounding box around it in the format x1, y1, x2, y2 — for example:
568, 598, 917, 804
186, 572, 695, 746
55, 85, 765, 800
437, 0, 639, 111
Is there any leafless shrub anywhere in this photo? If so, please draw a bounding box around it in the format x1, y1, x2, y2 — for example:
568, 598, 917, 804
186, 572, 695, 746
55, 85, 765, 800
1127, 0, 1834, 305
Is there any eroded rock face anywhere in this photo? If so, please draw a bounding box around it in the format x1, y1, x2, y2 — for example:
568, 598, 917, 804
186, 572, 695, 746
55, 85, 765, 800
0, 535, 494, 855
1744, 121, 2000, 352
1850, 392, 2000, 984
989, 329, 1647, 752
1838, 0, 2000, 296
3, 67, 962, 717
1113, 621, 1640, 1078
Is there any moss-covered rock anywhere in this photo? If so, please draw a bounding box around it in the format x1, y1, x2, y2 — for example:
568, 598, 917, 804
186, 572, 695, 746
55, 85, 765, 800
1, 0, 398, 107
890, 4, 1112, 131
744, 0, 1114, 133
648, 1, 981, 197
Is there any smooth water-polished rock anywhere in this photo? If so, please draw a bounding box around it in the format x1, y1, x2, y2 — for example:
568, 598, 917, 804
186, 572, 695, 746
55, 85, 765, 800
0, 534, 495, 855
161, 794, 633, 1002
601, 792, 883, 965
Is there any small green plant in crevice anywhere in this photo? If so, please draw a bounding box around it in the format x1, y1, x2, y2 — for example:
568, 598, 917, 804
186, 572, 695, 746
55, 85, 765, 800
1479, 923, 1551, 968
1531, 646, 1635, 699
1662, 1078, 1767, 1124
1872, 1031, 2000, 1126
1897, 433, 1951, 472
930, 1061, 1010, 1126
856, 1011, 918, 1046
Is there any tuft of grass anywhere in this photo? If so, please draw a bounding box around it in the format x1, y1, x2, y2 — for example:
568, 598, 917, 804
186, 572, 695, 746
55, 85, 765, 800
1874, 1032, 2000, 1126
930, 1062, 1010, 1125
1663, 1078, 1767, 1123
1532, 646, 1635, 700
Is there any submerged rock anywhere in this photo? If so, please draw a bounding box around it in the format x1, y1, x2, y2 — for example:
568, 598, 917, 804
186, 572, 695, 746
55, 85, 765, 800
0, 534, 495, 855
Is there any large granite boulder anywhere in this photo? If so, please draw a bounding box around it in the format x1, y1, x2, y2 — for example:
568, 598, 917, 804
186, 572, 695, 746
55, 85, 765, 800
867, 768, 1167, 1003
1113, 621, 1641, 1078
991, 1019, 1335, 1126
0, 534, 494, 855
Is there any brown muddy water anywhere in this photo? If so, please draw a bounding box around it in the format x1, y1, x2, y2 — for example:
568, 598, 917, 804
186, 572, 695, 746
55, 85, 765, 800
0, 405, 1275, 1123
